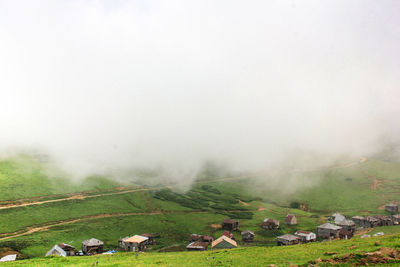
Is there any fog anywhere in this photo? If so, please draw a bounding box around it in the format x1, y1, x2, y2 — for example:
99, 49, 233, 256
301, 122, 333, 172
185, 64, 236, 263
0, 0, 399, 183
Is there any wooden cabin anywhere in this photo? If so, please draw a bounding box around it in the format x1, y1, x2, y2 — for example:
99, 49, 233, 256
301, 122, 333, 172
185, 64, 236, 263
119, 235, 148, 252
222, 219, 239, 231
277, 234, 299, 246
294, 231, 316, 243
392, 214, 400, 225
45, 244, 73, 257
82, 238, 104, 255
374, 215, 393, 226
337, 220, 356, 233
57, 243, 75, 256
241, 230, 255, 242
261, 219, 280, 230
317, 223, 342, 239
385, 203, 398, 213
339, 229, 353, 240
186, 241, 209, 251
359, 216, 380, 228
351, 216, 364, 225
285, 214, 298, 225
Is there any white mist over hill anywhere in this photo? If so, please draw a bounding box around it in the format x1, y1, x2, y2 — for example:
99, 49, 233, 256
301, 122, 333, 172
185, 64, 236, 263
0, 0, 399, 181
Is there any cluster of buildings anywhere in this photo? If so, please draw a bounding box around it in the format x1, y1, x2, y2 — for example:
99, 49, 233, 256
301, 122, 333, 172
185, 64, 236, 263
46, 233, 156, 257
45, 203, 400, 256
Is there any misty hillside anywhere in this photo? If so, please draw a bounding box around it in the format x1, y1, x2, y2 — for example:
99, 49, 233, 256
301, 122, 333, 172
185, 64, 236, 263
1, 154, 400, 266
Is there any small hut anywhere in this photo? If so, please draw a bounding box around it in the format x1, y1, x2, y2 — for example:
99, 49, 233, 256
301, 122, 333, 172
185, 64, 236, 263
186, 241, 209, 251
360, 216, 380, 228
45, 245, 67, 257
285, 214, 298, 225
392, 214, 400, 225
330, 213, 346, 224
261, 219, 280, 230
337, 220, 356, 233
385, 203, 398, 213
202, 236, 214, 243
241, 230, 255, 242
294, 231, 316, 243
222, 219, 239, 231
374, 215, 393, 226
277, 234, 299, 246
317, 223, 342, 239
211, 236, 237, 250
82, 238, 104, 255
351, 216, 364, 225
339, 229, 353, 240
119, 235, 148, 252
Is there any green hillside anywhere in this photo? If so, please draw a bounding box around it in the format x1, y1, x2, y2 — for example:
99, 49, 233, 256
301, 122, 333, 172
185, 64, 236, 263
4, 227, 400, 266
1, 154, 400, 265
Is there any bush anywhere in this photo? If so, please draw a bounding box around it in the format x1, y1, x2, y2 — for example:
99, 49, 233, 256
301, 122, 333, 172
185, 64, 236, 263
290, 201, 300, 209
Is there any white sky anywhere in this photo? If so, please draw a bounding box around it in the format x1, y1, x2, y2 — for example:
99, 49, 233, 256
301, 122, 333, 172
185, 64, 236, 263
0, 0, 399, 178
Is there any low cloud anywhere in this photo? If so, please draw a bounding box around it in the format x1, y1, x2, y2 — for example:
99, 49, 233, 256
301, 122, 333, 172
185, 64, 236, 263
0, 0, 399, 184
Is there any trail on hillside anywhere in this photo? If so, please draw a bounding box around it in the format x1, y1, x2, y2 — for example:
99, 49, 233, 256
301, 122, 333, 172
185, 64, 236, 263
359, 167, 383, 191
0, 188, 151, 210
0, 208, 258, 241
0, 157, 367, 211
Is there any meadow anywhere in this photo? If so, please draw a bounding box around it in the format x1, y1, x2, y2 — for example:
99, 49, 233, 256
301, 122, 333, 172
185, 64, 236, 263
1, 154, 400, 265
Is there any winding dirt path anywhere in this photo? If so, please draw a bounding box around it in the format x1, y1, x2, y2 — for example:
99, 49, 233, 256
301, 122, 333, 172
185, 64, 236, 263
0, 208, 259, 241
0, 188, 151, 210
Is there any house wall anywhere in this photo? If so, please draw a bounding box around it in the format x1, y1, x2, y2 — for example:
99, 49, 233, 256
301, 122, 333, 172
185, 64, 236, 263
318, 228, 340, 239
212, 240, 235, 249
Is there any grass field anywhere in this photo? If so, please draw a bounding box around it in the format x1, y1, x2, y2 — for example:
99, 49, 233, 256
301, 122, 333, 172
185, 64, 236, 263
1, 154, 400, 265
4, 226, 400, 266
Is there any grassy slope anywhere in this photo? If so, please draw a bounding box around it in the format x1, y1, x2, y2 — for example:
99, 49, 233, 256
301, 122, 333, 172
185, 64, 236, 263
1, 155, 400, 263
4, 227, 400, 266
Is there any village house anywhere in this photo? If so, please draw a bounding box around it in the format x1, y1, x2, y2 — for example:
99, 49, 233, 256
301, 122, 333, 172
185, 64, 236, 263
360, 216, 380, 228
82, 238, 104, 255
277, 234, 300, 246
222, 219, 239, 231
189, 234, 202, 242
202, 236, 214, 243
337, 220, 356, 233
339, 229, 353, 240
186, 241, 209, 251
351, 216, 364, 225
317, 223, 342, 239
385, 203, 398, 213
285, 214, 298, 225
261, 218, 280, 230
241, 230, 255, 242
392, 214, 400, 225
374, 215, 393, 226
119, 235, 148, 252
330, 213, 346, 224
211, 236, 237, 250
45, 243, 75, 257
294, 230, 316, 243
141, 233, 155, 245
189, 234, 213, 243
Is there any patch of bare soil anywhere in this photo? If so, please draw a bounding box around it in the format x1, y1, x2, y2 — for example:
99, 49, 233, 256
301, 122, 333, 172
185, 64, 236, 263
354, 228, 373, 236
239, 200, 249, 206
257, 207, 266, 211
312, 247, 400, 265
210, 224, 222, 230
